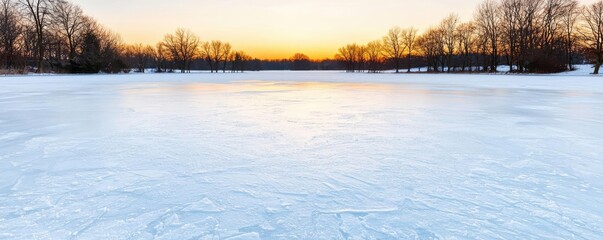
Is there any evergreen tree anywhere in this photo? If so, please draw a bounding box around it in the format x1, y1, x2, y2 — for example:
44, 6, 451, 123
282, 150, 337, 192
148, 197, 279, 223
71, 31, 101, 73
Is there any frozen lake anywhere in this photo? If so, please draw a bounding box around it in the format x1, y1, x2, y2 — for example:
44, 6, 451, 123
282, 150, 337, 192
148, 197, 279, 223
1, 72, 603, 239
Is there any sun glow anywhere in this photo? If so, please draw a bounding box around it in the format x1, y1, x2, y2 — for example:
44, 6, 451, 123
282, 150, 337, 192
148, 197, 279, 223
71, 0, 490, 59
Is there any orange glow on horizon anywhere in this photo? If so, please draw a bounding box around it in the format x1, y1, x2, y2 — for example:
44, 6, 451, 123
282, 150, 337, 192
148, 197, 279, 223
69, 0, 602, 60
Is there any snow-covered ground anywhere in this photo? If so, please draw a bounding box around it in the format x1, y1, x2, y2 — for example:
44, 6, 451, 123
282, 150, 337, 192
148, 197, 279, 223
1, 71, 602, 239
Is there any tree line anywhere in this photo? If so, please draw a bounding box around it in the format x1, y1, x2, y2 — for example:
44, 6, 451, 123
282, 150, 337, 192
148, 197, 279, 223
0, 0, 134, 73
5, 0, 603, 74
0, 0, 259, 74
122, 29, 257, 73
0, 0, 342, 74
336, 0, 603, 74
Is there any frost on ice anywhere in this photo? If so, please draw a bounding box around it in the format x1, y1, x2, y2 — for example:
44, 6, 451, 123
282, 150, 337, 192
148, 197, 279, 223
1, 71, 603, 239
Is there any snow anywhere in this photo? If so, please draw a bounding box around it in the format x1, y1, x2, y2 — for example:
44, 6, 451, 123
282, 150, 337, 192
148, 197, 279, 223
1, 70, 603, 239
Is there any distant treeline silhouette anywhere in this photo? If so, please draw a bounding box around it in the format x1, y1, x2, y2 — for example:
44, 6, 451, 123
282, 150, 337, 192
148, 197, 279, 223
337, 0, 602, 74
1, 0, 603, 74
0, 0, 338, 74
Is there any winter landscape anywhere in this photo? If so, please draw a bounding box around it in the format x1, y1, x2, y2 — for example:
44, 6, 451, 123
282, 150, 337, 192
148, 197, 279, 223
1, 70, 602, 239
3, 0, 603, 239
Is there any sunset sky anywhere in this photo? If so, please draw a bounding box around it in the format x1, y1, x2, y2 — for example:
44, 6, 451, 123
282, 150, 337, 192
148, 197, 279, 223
72, 0, 598, 59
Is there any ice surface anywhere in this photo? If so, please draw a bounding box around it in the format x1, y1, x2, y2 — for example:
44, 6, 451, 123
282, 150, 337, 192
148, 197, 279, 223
1, 71, 603, 239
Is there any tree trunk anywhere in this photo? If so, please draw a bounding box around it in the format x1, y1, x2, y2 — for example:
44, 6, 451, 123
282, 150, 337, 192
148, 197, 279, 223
395, 58, 399, 73
36, 35, 44, 73
407, 54, 411, 73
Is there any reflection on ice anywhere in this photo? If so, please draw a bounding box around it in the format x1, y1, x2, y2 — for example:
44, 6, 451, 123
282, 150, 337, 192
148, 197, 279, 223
1, 72, 602, 239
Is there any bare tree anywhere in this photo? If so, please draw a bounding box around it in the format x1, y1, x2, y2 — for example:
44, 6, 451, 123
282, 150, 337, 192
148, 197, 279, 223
541, 0, 565, 53
402, 27, 418, 72
517, 0, 541, 71
291, 53, 311, 70
220, 42, 231, 73
19, 0, 51, 72
365, 40, 383, 73
162, 28, 199, 73
440, 14, 460, 72
582, 0, 603, 74
151, 42, 169, 72
51, 0, 84, 61
418, 27, 445, 72
201, 41, 213, 72
230, 50, 250, 72
0, 0, 22, 69
335, 44, 358, 72
383, 27, 405, 73
355, 45, 366, 72
475, 0, 500, 72
201, 40, 232, 73
456, 22, 477, 71
125, 43, 153, 73
500, 0, 521, 71
561, 0, 579, 70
